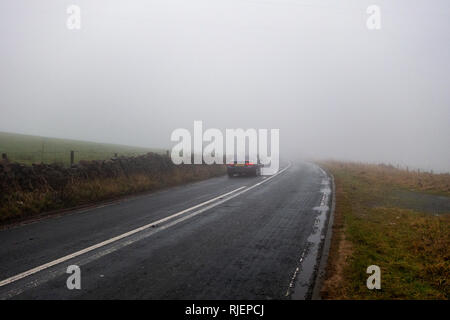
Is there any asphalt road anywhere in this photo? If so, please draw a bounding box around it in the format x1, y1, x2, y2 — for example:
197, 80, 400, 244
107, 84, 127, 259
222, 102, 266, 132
0, 161, 332, 300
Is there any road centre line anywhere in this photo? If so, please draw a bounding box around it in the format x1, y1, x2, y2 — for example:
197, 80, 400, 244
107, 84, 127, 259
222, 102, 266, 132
0, 163, 291, 288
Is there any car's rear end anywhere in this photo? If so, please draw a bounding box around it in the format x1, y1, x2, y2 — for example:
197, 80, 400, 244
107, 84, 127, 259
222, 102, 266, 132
227, 160, 262, 177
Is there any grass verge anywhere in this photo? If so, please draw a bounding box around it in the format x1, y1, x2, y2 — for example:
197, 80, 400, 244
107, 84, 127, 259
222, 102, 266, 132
0, 163, 226, 226
320, 161, 449, 299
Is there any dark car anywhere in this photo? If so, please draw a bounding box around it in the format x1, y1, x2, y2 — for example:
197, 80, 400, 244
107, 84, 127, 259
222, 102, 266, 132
227, 160, 263, 177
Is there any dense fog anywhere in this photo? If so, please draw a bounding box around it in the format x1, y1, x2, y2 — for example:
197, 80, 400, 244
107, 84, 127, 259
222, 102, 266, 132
1, 0, 449, 172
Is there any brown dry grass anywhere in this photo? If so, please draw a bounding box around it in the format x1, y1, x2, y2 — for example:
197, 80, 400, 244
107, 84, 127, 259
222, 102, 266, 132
0, 165, 225, 225
321, 176, 353, 299
325, 161, 450, 196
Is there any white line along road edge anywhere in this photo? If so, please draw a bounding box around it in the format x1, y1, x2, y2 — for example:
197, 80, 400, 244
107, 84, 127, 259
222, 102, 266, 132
0, 163, 291, 288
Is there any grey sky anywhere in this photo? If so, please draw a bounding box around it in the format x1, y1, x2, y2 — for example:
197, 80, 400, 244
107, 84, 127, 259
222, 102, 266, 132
1, 0, 449, 172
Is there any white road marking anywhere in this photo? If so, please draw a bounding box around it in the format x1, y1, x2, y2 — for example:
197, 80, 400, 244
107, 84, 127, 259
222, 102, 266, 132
0, 186, 245, 288
0, 163, 291, 288
285, 163, 330, 299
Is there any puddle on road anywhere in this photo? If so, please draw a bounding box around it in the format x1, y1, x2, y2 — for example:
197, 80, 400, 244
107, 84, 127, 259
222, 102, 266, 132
287, 170, 331, 300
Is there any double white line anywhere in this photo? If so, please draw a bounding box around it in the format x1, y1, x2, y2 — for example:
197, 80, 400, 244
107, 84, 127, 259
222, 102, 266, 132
0, 163, 291, 288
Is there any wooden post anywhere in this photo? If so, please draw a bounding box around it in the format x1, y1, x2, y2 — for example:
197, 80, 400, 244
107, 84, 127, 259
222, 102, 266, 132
166, 150, 169, 157
70, 150, 75, 166
1, 153, 7, 161
41, 140, 45, 163
114, 153, 118, 158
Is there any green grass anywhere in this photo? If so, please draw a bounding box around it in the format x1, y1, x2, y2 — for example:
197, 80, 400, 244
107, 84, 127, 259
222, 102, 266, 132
320, 161, 449, 300
0, 131, 166, 166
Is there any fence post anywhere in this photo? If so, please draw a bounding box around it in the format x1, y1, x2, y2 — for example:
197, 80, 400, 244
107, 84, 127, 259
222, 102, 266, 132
114, 153, 118, 158
70, 150, 74, 166
1, 153, 7, 161
166, 150, 169, 157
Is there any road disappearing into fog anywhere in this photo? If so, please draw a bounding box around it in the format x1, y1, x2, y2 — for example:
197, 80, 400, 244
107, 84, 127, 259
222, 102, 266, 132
0, 162, 333, 300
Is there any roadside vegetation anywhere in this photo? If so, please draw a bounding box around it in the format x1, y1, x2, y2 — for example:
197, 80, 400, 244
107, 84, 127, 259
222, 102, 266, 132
0, 131, 164, 166
320, 161, 449, 299
0, 147, 226, 226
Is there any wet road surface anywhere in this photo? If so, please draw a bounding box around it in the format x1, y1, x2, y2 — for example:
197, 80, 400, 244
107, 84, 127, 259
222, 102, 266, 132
0, 161, 332, 299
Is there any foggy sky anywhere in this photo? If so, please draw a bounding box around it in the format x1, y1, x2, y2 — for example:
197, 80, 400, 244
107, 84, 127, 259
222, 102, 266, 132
1, 0, 449, 172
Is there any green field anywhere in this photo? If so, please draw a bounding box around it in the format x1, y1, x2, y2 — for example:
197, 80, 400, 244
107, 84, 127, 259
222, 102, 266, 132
0, 131, 166, 166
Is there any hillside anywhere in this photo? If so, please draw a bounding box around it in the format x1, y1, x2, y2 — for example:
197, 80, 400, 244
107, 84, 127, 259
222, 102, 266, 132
0, 131, 165, 166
